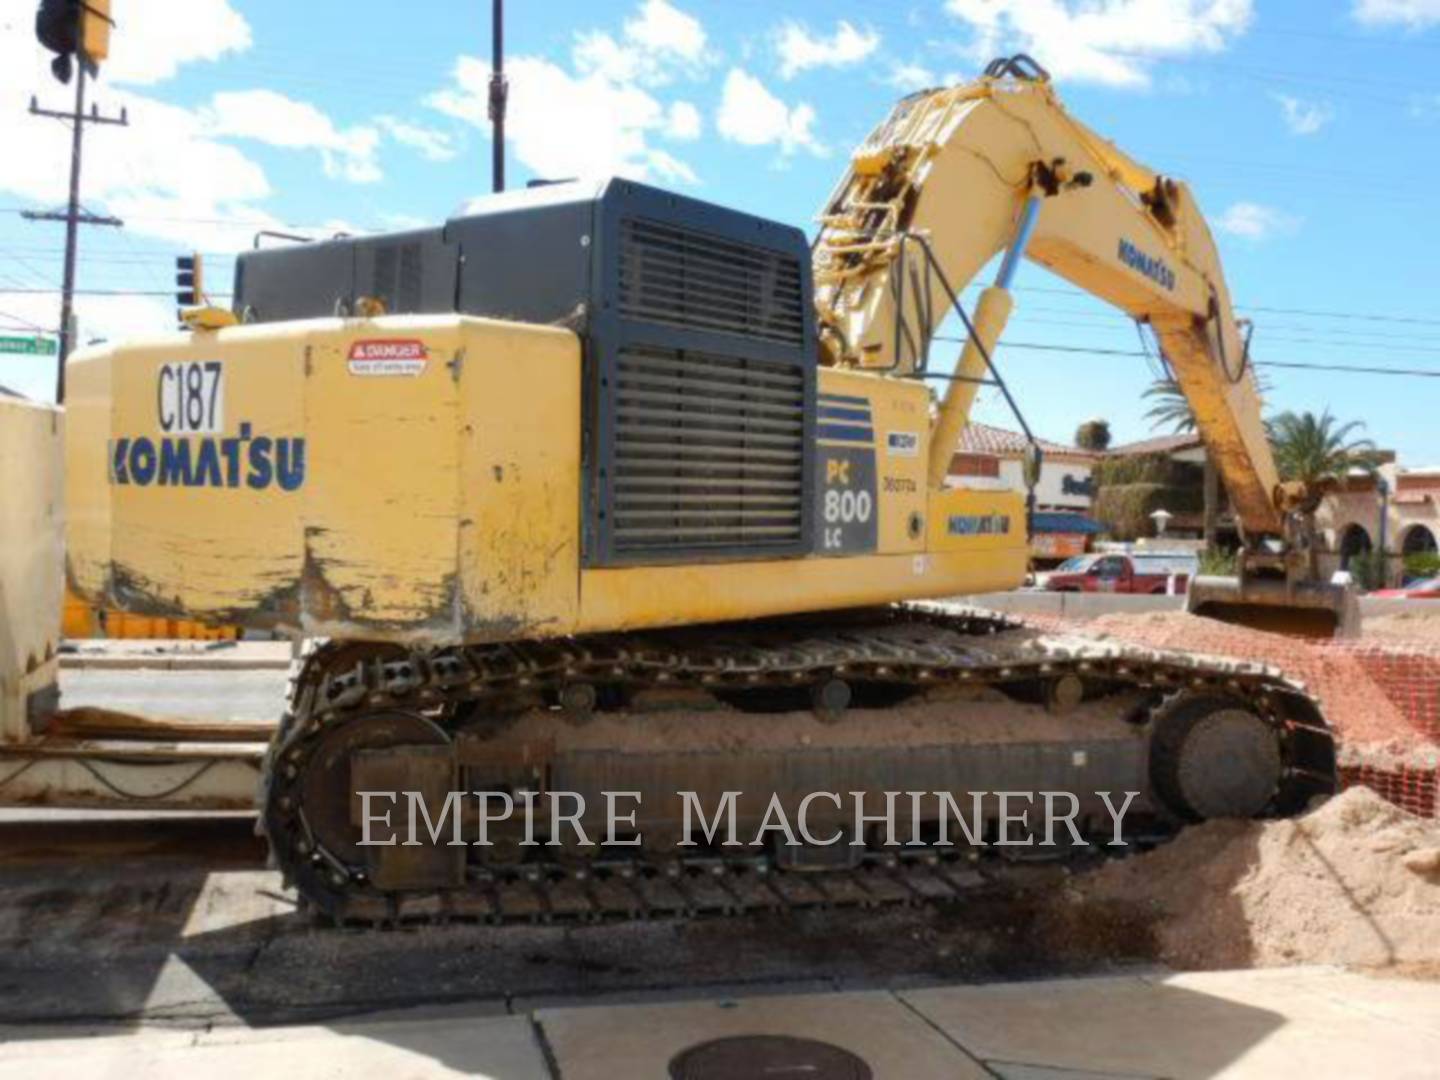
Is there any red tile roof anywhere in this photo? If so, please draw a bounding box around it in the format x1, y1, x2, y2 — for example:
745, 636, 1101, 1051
955, 422, 1095, 460
1105, 432, 1204, 457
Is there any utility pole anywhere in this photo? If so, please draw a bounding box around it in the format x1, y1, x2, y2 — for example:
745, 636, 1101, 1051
488, 0, 508, 193
28, 0, 125, 403
24, 69, 126, 402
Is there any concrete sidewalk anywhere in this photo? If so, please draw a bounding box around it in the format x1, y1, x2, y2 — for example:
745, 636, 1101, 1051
1, 966, 1436, 1079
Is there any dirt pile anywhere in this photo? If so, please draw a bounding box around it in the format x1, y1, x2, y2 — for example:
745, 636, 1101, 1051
1066, 787, 1440, 970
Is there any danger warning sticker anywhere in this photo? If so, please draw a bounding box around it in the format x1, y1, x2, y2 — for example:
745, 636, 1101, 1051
347, 340, 429, 377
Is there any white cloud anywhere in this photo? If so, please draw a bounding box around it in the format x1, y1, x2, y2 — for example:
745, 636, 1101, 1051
427, 1, 708, 184
203, 91, 382, 183
716, 69, 824, 156
1272, 93, 1333, 135
1215, 201, 1299, 240
576, 0, 709, 85
665, 101, 703, 140
0, 85, 277, 251
376, 116, 459, 162
379, 213, 432, 232
1352, 0, 1440, 28
429, 56, 699, 184
943, 0, 1253, 88
0, 3, 394, 253
625, 0, 707, 62
887, 63, 940, 91
103, 0, 253, 85
776, 21, 881, 79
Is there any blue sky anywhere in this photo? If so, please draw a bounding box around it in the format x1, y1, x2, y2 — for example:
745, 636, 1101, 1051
2, 0, 1438, 463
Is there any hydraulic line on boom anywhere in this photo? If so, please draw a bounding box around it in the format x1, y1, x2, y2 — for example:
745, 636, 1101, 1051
813, 54, 1356, 637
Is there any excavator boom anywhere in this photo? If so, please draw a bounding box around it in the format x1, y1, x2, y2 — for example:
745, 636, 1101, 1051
812, 55, 1354, 636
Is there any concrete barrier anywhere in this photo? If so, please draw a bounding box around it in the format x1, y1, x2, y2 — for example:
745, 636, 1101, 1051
0, 397, 63, 741
965, 591, 1439, 622
965, 592, 1183, 619
1357, 596, 1440, 619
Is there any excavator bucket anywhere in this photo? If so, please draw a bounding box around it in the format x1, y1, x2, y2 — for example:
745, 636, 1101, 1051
1186, 575, 1360, 640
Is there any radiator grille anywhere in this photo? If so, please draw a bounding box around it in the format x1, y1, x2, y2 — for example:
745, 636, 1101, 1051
611, 346, 806, 555
371, 242, 424, 312
618, 219, 806, 346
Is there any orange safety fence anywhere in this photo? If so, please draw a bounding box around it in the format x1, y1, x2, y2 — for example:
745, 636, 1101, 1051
63, 589, 239, 642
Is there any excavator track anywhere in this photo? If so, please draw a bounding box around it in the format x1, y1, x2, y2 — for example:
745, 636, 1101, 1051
259, 607, 1337, 928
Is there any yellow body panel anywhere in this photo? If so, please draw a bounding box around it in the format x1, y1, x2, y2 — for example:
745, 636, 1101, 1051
578, 499, 1022, 633
0, 397, 62, 741
66, 316, 1026, 645
456, 322, 582, 637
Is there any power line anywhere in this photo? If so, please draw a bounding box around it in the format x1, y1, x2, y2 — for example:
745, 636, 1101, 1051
998, 314, 1440, 357
0, 264, 48, 294
1008, 303, 1440, 345
934, 336, 1440, 379
0, 287, 231, 298
0, 308, 53, 333
959, 282, 1440, 331
2, 283, 1436, 355
0, 247, 237, 264
0, 205, 355, 235
1243, 304, 1440, 329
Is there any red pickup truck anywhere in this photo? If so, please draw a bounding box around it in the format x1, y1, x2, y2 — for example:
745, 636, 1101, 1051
1044, 552, 1196, 595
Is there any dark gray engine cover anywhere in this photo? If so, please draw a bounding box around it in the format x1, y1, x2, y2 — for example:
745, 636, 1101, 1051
232, 180, 818, 567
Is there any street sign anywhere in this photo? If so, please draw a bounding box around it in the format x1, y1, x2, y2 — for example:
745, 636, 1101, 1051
0, 335, 59, 356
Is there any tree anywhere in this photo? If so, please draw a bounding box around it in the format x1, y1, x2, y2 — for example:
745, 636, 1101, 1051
1268, 409, 1382, 581
1267, 410, 1379, 490
1142, 372, 1274, 434
1075, 418, 1111, 451
1142, 377, 1195, 434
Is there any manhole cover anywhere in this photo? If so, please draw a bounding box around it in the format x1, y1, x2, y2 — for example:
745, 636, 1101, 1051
669, 1034, 873, 1080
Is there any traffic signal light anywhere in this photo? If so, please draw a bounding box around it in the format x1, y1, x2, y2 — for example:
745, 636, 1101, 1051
80, 0, 110, 67
176, 253, 203, 322
35, 0, 111, 84
35, 0, 80, 83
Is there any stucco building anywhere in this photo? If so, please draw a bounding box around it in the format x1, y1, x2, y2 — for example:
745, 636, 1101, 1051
948, 422, 1098, 510
1316, 465, 1440, 585
949, 420, 1437, 586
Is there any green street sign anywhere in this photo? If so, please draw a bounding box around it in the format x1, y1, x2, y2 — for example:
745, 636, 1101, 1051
0, 335, 58, 357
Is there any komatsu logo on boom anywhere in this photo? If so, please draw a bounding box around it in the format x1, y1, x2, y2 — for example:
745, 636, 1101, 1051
1118, 238, 1176, 292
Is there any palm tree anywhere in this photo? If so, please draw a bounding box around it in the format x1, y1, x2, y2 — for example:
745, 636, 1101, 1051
1267, 410, 1381, 581
1142, 377, 1195, 434
1142, 371, 1274, 434
1267, 410, 1380, 491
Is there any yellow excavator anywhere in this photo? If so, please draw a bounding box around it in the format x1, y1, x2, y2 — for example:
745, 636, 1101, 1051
43, 57, 1347, 920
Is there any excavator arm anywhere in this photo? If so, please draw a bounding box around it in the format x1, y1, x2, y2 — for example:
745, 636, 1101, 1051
813, 55, 1354, 636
